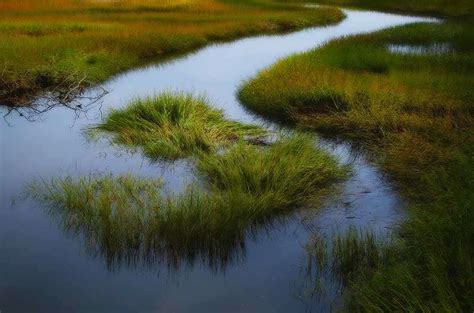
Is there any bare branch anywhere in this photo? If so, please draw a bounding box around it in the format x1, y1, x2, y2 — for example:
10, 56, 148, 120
2, 74, 109, 124
1, 63, 109, 124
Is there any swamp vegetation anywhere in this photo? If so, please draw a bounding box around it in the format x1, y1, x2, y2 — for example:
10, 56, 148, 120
239, 15, 474, 313
29, 93, 347, 271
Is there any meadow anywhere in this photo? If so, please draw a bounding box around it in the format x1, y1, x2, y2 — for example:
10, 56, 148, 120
0, 0, 344, 106
239, 18, 474, 312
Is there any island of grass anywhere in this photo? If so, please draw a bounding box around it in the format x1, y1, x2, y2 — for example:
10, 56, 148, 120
238, 20, 474, 312
30, 93, 347, 270
94, 93, 266, 160
0, 0, 344, 106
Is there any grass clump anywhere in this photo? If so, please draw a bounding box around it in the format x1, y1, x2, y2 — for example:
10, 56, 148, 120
305, 227, 391, 286
330, 228, 389, 283
238, 20, 474, 311
28, 133, 347, 270
95, 92, 266, 160
197, 134, 346, 209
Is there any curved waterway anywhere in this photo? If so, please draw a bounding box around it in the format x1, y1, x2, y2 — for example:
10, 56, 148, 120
0, 9, 436, 313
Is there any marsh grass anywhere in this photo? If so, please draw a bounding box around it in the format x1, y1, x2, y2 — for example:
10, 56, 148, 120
28, 133, 346, 271
239, 22, 474, 135
330, 228, 389, 283
94, 93, 266, 160
238, 21, 474, 191
197, 134, 347, 208
0, 0, 344, 106
238, 20, 474, 311
305, 228, 390, 287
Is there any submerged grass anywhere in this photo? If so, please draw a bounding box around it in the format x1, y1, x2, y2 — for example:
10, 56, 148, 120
239, 20, 474, 311
95, 92, 266, 160
0, 0, 344, 106
28, 133, 346, 270
331, 228, 387, 283
305, 227, 391, 286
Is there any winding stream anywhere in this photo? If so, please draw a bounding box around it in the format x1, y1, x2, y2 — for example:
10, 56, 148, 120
0, 8, 435, 313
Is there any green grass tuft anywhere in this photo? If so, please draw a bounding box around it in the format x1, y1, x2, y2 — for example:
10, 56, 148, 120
95, 92, 266, 160
330, 228, 389, 283
197, 133, 347, 209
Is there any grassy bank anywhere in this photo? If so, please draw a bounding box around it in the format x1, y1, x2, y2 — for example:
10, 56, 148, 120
239, 21, 474, 311
94, 93, 266, 160
29, 133, 346, 270
0, 0, 344, 106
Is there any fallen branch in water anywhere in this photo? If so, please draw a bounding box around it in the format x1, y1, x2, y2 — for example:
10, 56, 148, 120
1, 64, 109, 124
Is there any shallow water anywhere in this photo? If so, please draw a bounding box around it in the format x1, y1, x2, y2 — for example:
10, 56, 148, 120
387, 43, 451, 55
0, 9, 435, 313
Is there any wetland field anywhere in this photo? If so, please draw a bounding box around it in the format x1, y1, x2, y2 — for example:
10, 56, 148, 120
0, 0, 473, 312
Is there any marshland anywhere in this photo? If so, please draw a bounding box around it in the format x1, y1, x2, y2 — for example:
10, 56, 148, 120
0, 0, 473, 312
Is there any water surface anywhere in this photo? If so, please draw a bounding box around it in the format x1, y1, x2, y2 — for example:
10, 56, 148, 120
387, 43, 451, 55
0, 9, 435, 313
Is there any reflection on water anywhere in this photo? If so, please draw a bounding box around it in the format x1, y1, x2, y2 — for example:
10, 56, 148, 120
41, 195, 249, 273
2, 83, 108, 124
39, 195, 299, 274
0, 8, 435, 313
28, 176, 265, 273
387, 43, 451, 55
